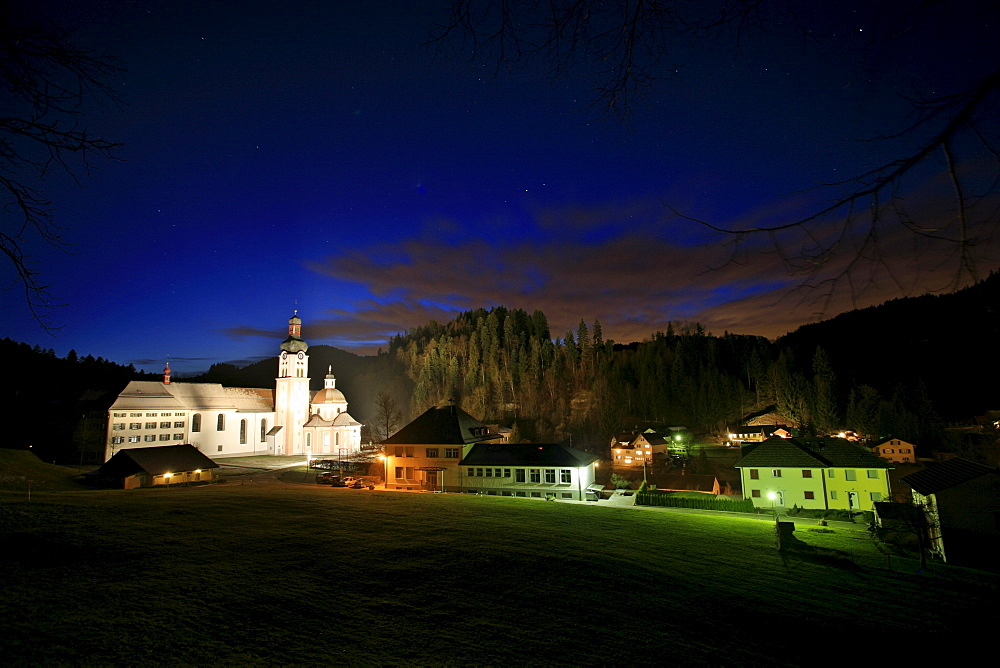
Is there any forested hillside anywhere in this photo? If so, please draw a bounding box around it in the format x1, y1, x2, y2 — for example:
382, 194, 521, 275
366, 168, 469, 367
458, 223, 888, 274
4, 274, 998, 462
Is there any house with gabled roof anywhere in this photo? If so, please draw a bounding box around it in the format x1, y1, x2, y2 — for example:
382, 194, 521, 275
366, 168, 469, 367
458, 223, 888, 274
735, 437, 892, 511
91, 443, 219, 489
871, 437, 917, 464
899, 458, 1000, 567
461, 442, 600, 500
382, 400, 497, 491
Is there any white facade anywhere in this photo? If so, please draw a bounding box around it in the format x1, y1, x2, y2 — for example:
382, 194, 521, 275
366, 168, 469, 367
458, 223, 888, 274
104, 314, 362, 461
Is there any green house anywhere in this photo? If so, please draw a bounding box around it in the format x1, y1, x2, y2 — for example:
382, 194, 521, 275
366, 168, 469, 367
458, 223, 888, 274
735, 437, 892, 511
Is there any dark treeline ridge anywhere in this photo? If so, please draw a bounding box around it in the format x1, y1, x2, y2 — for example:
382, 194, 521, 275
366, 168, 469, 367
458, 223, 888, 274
3, 273, 998, 461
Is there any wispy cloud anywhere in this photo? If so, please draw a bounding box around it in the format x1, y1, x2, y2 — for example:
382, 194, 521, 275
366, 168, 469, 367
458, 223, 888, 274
227, 195, 996, 353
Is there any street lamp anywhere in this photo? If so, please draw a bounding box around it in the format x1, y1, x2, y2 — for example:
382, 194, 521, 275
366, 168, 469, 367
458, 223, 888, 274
379, 454, 388, 489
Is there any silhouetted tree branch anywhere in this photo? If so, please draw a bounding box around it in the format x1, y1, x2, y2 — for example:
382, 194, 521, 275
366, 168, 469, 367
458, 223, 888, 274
433, 1, 1000, 308
1, 0, 124, 330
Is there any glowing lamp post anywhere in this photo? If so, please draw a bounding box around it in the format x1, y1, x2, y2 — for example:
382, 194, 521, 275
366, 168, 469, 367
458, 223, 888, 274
164, 472, 172, 488
379, 454, 388, 489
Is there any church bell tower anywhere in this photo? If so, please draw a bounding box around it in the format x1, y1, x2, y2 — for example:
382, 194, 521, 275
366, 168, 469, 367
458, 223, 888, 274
274, 311, 310, 456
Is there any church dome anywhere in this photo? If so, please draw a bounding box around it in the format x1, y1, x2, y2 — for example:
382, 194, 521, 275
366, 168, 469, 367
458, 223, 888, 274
312, 387, 346, 404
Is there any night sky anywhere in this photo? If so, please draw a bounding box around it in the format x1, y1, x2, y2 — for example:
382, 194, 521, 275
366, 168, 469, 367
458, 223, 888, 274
3, 1, 998, 374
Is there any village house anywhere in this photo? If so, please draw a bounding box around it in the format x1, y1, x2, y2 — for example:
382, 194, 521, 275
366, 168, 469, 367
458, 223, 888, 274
870, 438, 917, 464
735, 436, 893, 511
382, 400, 497, 491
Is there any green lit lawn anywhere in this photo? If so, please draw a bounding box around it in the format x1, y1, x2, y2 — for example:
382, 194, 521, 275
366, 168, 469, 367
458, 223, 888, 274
1, 482, 994, 665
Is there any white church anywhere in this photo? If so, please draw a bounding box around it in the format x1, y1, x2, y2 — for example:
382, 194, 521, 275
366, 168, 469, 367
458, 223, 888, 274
104, 313, 363, 461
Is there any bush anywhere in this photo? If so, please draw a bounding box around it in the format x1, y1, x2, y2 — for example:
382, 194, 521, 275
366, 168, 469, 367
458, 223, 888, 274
634, 491, 756, 513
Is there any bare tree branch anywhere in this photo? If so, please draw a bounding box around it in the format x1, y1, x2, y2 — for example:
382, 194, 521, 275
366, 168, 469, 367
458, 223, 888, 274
0, 0, 124, 330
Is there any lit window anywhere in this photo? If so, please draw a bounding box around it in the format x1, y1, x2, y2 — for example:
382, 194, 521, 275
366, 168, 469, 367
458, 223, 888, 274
144, 435, 156, 442
128, 436, 140, 443
111, 436, 124, 444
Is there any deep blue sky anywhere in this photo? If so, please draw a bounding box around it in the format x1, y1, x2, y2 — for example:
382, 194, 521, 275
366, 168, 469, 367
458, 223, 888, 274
3, 1, 998, 374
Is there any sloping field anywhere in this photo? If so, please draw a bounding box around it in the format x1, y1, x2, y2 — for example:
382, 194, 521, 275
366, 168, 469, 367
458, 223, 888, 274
1, 482, 995, 665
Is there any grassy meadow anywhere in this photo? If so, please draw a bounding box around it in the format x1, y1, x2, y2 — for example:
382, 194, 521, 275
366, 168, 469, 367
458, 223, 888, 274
1, 458, 997, 665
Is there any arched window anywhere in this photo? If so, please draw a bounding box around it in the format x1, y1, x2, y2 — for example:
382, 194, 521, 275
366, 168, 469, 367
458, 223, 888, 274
240, 419, 247, 444
260, 419, 267, 442
306, 433, 312, 449
335, 432, 340, 446
192, 413, 201, 432
217, 414, 225, 431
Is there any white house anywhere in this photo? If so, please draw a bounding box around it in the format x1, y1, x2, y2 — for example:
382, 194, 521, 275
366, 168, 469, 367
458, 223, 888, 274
105, 313, 362, 461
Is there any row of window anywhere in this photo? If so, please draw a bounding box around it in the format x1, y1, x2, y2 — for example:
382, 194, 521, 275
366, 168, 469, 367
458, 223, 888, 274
469, 490, 575, 499
111, 434, 185, 444
391, 447, 461, 458
113, 421, 185, 430
467, 468, 573, 483
750, 489, 883, 502
189, 415, 269, 443
113, 412, 185, 418
748, 468, 879, 480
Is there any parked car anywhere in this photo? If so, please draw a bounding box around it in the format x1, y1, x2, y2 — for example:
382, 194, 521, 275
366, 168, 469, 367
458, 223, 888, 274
341, 476, 363, 487
316, 472, 340, 484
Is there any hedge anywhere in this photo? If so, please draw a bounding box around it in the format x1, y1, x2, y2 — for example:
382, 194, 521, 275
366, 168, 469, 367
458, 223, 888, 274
635, 492, 756, 513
